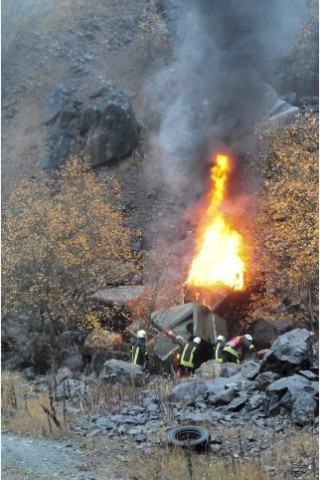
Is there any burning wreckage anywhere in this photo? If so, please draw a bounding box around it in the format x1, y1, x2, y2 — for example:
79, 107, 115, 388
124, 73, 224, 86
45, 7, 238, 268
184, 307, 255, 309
128, 152, 251, 373
127, 298, 230, 374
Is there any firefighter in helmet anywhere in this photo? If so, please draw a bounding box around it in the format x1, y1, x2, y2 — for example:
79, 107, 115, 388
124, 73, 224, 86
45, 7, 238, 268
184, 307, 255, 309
177, 336, 201, 376
221, 334, 255, 364
131, 329, 148, 369
213, 335, 226, 363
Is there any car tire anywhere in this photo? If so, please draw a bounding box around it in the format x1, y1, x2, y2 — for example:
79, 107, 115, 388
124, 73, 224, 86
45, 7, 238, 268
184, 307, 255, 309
168, 426, 210, 449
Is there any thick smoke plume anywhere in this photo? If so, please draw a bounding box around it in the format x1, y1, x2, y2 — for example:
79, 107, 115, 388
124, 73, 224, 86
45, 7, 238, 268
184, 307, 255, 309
146, 0, 305, 199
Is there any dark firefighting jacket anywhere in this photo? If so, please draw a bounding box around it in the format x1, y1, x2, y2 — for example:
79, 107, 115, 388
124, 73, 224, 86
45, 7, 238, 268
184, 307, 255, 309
222, 336, 255, 364
180, 341, 199, 369
131, 338, 148, 367
213, 339, 225, 363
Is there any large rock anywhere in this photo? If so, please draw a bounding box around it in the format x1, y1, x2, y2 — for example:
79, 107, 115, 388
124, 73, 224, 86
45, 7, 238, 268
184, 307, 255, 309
42, 83, 75, 125
82, 84, 140, 166
265, 373, 318, 418
205, 367, 254, 405
42, 83, 81, 168
42, 81, 140, 168
90, 286, 144, 308
167, 380, 208, 405
259, 328, 313, 375
195, 359, 224, 381
99, 359, 145, 387
206, 383, 237, 406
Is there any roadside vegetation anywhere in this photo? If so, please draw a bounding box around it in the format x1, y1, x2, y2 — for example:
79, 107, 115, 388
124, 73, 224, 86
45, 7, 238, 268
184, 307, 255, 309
2, 155, 142, 370
245, 112, 319, 331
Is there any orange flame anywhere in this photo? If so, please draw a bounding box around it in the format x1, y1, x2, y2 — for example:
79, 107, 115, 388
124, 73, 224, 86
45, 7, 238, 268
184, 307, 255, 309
186, 153, 245, 291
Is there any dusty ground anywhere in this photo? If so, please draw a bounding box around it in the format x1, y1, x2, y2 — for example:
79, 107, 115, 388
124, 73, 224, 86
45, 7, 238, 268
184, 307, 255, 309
2, 420, 318, 480
2, 431, 147, 480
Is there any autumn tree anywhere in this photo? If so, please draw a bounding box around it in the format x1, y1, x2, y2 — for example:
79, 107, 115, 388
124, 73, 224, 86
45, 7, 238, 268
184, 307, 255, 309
246, 112, 318, 329
2, 155, 141, 335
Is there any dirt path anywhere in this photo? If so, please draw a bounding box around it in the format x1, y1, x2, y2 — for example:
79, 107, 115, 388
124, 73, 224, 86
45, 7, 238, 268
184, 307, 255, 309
1, 433, 124, 480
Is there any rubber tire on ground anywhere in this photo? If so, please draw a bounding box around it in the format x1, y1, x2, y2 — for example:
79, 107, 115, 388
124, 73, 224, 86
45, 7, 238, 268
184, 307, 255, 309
168, 426, 209, 448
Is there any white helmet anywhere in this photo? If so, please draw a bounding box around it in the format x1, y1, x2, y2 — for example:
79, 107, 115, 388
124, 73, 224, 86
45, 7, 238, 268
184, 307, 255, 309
217, 335, 225, 341
193, 337, 201, 344
245, 334, 253, 342
137, 329, 146, 338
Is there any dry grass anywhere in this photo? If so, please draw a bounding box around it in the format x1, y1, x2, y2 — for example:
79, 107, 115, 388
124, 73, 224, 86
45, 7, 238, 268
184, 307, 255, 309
1, 371, 64, 437
154, 446, 271, 480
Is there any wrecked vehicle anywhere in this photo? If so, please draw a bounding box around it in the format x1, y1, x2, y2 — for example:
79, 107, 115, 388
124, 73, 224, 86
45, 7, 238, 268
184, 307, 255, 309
127, 300, 228, 374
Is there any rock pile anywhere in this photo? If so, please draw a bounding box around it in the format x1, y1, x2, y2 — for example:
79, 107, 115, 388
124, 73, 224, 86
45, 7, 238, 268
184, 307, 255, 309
51, 328, 318, 451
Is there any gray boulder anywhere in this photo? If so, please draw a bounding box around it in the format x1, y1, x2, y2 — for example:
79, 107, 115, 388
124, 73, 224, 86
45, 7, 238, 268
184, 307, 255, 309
265, 373, 318, 417
82, 85, 139, 166
167, 380, 208, 405
227, 395, 248, 412
195, 359, 224, 381
206, 384, 237, 406
259, 328, 313, 375
99, 359, 145, 387
90, 286, 144, 308
42, 81, 139, 168
42, 83, 74, 125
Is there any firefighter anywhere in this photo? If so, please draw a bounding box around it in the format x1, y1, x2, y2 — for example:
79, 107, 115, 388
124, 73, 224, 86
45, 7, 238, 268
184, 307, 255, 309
213, 335, 226, 363
131, 330, 148, 369
221, 334, 255, 364
177, 337, 201, 376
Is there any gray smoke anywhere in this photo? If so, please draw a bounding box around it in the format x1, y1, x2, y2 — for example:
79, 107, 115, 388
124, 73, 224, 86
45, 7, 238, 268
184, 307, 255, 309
146, 0, 306, 198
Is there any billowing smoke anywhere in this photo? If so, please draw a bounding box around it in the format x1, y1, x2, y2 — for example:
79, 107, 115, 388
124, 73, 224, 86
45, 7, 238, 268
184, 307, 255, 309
145, 0, 306, 199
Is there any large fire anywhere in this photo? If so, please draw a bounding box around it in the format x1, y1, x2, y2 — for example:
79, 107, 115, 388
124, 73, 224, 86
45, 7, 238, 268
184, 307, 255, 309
186, 153, 245, 291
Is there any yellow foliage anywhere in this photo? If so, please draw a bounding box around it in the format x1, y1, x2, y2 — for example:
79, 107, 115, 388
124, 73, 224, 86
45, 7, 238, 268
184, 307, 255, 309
2, 155, 142, 327
247, 112, 318, 323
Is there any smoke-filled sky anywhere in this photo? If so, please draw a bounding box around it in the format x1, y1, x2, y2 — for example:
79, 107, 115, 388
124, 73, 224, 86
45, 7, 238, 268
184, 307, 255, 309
146, 0, 306, 198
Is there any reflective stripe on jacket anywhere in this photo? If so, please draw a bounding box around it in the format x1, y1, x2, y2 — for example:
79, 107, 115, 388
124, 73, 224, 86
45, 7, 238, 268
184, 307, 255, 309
180, 342, 197, 368
223, 344, 240, 360
214, 341, 225, 363
132, 344, 141, 365
131, 340, 147, 367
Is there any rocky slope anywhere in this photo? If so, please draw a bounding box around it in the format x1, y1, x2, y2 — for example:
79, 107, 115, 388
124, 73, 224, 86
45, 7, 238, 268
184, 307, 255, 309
1, 2, 319, 479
